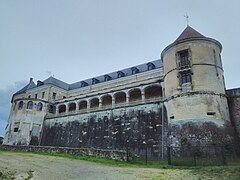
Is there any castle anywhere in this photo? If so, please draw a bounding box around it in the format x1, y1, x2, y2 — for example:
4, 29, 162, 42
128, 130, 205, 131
3, 26, 240, 157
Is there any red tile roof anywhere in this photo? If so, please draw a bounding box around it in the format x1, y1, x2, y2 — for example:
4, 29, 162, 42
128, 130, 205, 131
175, 26, 205, 42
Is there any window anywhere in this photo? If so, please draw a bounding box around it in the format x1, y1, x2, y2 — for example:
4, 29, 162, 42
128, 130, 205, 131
14, 128, 19, 132
131, 67, 139, 74
104, 75, 112, 81
42, 92, 45, 98
81, 81, 88, 87
92, 78, 99, 85
178, 50, 190, 68
28, 95, 31, 98
117, 71, 125, 78
27, 101, 33, 109
147, 62, 155, 70
35, 94, 38, 99
37, 102, 43, 111
207, 112, 216, 115
18, 101, 24, 110
180, 71, 191, 84
52, 92, 56, 100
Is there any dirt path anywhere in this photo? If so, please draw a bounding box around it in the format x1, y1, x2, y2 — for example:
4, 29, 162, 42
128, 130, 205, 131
0, 152, 163, 180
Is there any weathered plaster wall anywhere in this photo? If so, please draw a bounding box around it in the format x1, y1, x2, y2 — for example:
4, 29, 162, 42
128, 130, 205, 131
41, 103, 167, 157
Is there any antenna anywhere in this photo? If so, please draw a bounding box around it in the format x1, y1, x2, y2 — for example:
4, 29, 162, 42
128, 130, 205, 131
184, 13, 189, 26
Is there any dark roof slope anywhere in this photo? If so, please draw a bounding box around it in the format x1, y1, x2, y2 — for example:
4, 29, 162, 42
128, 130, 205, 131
175, 26, 205, 42
43, 77, 69, 90
15, 78, 36, 95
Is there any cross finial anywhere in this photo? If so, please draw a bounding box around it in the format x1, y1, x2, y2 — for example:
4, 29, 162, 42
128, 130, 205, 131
184, 13, 189, 26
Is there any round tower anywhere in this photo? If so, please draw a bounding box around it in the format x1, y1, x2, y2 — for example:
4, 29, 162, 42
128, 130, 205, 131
161, 26, 230, 146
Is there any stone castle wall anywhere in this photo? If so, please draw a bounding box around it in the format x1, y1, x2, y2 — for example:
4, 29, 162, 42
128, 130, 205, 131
41, 103, 167, 157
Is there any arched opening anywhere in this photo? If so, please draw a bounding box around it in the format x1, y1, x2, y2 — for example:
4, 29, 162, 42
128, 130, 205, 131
90, 98, 99, 109
27, 101, 33, 109
37, 102, 43, 111
58, 104, 66, 113
129, 88, 141, 102
145, 85, 162, 99
102, 95, 112, 107
68, 102, 76, 111
48, 104, 56, 114
114, 92, 126, 104
18, 101, 24, 110
79, 101, 87, 110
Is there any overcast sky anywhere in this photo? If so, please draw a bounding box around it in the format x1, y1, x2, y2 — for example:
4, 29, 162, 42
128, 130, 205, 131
0, 0, 240, 136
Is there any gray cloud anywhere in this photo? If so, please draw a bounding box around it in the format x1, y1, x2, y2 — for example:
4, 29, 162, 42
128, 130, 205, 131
0, 80, 27, 136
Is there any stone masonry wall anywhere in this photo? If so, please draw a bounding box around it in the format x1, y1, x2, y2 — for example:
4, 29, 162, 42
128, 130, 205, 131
0, 145, 128, 161
227, 88, 240, 152
41, 103, 167, 158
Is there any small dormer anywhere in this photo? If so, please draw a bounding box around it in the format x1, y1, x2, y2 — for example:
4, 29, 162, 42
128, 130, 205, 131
117, 71, 125, 78
131, 67, 139, 75
81, 81, 88, 87
104, 74, 112, 81
92, 78, 99, 85
147, 62, 155, 70
37, 80, 44, 87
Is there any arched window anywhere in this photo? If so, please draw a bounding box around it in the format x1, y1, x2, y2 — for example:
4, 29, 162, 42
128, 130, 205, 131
37, 102, 43, 111
114, 92, 126, 104
102, 95, 112, 107
144, 85, 162, 99
79, 101, 87, 110
18, 101, 24, 110
92, 78, 99, 85
129, 89, 141, 102
58, 104, 66, 113
104, 74, 112, 81
90, 98, 99, 109
131, 67, 139, 74
27, 101, 33, 109
147, 62, 155, 70
68, 102, 76, 111
48, 104, 56, 114
117, 71, 125, 78
81, 81, 88, 87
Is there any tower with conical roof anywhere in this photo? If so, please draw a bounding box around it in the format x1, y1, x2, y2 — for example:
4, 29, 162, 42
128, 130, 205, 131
161, 26, 230, 146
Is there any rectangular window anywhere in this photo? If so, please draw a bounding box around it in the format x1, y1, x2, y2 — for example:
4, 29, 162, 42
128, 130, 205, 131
178, 50, 190, 68
180, 71, 191, 84
28, 95, 31, 98
52, 92, 56, 100
42, 92, 45, 98
35, 94, 38, 99
14, 127, 19, 132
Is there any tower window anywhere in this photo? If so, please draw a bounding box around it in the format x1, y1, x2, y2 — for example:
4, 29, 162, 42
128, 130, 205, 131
178, 50, 190, 68
42, 92, 45, 98
35, 94, 38, 99
52, 92, 56, 100
27, 101, 33, 109
18, 101, 24, 110
180, 71, 191, 84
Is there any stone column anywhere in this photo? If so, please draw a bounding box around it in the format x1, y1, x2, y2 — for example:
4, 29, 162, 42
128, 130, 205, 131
112, 97, 115, 108
141, 89, 145, 102
56, 105, 59, 115
65, 103, 69, 113
75, 101, 79, 111
99, 98, 102, 109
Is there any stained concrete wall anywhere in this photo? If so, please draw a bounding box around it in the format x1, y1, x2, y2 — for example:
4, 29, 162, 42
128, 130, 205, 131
41, 103, 167, 157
